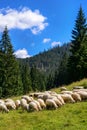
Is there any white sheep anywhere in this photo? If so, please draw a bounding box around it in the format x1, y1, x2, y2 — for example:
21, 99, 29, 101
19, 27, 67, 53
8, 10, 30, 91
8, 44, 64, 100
73, 89, 87, 93
51, 94, 65, 105
57, 94, 65, 105
52, 97, 62, 107
45, 91, 57, 95
5, 101, 16, 110
46, 99, 58, 109
77, 91, 87, 100
21, 95, 33, 103
15, 100, 21, 109
5, 98, 14, 103
43, 93, 51, 101
0, 103, 9, 113
37, 99, 46, 109
61, 91, 73, 95
37, 94, 44, 99
44, 91, 52, 94
20, 99, 28, 111
29, 101, 39, 112
47, 95, 63, 107
61, 94, 75, 103
71, 92, 81, 102
5, 99, 16, 110
33, 100, 42, 111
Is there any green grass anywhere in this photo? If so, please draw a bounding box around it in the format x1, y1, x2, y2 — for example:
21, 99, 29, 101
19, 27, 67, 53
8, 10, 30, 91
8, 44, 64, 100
0, 78, 87, 130
0, 102, 87, 130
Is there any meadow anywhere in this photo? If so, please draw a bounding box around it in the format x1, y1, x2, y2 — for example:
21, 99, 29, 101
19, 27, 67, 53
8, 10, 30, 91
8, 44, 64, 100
0, 78, 87, 130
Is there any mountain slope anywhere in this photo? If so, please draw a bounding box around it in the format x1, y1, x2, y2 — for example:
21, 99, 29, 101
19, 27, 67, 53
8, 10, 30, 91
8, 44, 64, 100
21, 43, 70, 75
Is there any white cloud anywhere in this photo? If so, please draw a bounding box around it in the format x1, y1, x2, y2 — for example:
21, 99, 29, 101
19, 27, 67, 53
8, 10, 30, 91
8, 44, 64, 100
14, 48, 31, 59
43, 38, 51, 43
51, 41, 61, 47
0, 7, 48, 34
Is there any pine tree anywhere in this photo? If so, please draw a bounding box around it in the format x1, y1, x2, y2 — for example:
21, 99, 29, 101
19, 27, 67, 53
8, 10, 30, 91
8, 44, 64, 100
68, 6, 87, 82
54, 53, 69, 87
0, 26, 23, 97
30, 66, 39, 91
46, 74, 54, 90
38, 72, 46, 91
30, 66, 46, 91
21, 63, 32, 94
53, 70, 59, 87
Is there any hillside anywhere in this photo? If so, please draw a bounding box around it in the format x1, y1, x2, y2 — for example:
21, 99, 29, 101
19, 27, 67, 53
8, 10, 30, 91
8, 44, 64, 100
0, 79, 87, 130
19, 43, 70, 75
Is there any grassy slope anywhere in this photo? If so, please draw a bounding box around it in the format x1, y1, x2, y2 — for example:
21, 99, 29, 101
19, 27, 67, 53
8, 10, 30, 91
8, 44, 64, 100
0, 79, 87, 130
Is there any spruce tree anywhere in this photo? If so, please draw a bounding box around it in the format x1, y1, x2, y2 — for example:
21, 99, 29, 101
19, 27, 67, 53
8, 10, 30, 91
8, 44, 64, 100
54, 53, 69, 87
30, 66, 39, 91
0, 26, 23, 97
68, 6, 87, 82
21, 63, 32, 94
46, 74, 54, 90
30, 66, 46, 91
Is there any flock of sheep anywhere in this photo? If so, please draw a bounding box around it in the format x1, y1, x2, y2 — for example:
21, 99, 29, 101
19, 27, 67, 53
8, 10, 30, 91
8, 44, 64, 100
0, 86, 87, 113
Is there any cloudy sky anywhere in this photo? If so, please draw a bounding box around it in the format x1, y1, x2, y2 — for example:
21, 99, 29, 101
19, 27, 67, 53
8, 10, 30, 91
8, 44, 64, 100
0, 0, 87, 58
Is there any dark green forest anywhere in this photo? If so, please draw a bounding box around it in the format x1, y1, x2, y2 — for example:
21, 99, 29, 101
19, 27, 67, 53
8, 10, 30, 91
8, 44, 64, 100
0, 6, 87, 98
19, 43, 70, 75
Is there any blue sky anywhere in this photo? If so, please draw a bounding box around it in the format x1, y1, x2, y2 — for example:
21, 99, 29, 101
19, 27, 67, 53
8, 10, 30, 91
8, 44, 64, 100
0, 0, 87, 58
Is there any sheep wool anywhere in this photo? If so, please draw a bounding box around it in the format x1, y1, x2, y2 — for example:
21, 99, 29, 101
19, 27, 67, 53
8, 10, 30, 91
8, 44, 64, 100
46, 99, 58, 109
29, 101, 39, 112
0, 103, 9, 113
37, 99, 46, 109
20, 99, 28, 111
